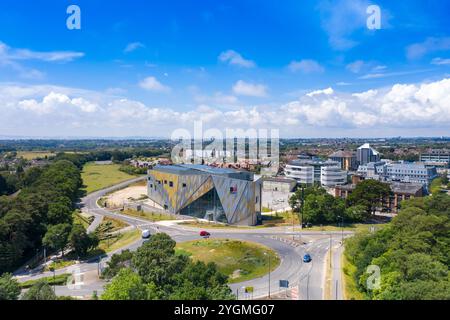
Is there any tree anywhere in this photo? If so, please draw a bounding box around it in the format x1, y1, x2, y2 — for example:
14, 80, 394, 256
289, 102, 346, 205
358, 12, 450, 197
347, 180, 391, 215
42, 223, 71, 256
132, 233, 187, 286
21, 280, 57, 300
303, 193, 345, 224
345, 204, 370, 222
69, 224, 99, 257
441, 171, 449, 185
289, 186, 327, 213
101, 249, 133, 280
0, 273, 21, 300
101, 268, 148, 300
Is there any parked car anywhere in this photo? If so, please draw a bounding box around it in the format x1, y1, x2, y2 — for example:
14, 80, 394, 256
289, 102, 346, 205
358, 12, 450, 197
141, 229, 151, 239
200, 230, 211, 238
303, 253, 312, 263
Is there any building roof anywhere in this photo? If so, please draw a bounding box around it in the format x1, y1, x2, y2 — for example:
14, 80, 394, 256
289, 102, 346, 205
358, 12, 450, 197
329, 150, 356, 158
151, 164, 252, 180
357, 143, 380, 155
262, 177, 297, 184
389, 182, 423, 195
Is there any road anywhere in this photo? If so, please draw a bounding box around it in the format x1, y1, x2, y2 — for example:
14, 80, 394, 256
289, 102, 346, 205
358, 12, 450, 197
16, 177, 348, 300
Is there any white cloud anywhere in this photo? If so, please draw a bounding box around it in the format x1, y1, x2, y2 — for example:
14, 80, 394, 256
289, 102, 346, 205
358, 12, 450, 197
407, 37, 450, 60
124, 42, 145, 53
218, 50, 256, 68
306, 87, 334, 97
0, 41, 84, 62
431, 57, 450, 65
1, 78, 450, 137
288, 59, 324, 74
139, 76, 171, 92
232, 80, 267, 97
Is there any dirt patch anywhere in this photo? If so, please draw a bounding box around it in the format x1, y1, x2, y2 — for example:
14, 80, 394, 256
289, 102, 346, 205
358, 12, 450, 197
106, 186, 148, 207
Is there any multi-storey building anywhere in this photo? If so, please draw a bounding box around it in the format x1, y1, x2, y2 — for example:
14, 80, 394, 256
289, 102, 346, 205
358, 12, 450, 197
284, 159, 343, 186
320, 166, 348, 187
420, 149, 450, 164
328, 150, 357, 171
357, 161, 438, 187
357, 143, 380, 165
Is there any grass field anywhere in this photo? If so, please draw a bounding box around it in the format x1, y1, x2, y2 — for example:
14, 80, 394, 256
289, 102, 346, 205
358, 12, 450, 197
98, 229, 141, 253
176, 239, 280, 283
81, 163, 137, 194
44, 259, 76, 272
342, 252, 366, 300
121, 209, 177, 222
16, 151, 55, 160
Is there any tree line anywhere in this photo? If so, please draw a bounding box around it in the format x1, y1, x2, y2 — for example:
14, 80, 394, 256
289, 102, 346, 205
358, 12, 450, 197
345, 193, 450, 299
0, 160, 84, 273
289, 179, 391, 225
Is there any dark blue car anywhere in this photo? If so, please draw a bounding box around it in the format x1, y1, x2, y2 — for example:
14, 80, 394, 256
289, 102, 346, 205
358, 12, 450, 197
303, 254, 312, 263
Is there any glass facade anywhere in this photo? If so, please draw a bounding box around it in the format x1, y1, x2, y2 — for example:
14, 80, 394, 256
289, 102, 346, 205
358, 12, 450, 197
180, 188, 228, 223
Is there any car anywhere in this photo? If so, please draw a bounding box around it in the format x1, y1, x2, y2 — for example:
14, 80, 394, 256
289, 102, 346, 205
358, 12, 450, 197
141, 229, 151, 239
303, 254, 312, 263
200, 230, 211, 238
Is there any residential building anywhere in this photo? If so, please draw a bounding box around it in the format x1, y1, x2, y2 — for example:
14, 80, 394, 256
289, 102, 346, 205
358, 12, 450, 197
147, 164, 261, 225
357, 143, 380, 165
328, 150, 357, 171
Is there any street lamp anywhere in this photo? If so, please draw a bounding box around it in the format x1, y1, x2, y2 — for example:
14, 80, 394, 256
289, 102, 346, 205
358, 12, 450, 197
264, 252, 271, 299
337, 215, 344, 244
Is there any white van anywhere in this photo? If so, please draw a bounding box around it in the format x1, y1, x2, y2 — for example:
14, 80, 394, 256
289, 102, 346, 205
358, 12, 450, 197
141, 229, 151, 239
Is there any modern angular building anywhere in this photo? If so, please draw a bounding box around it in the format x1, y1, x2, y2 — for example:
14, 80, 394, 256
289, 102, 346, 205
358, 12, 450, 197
357, 143, 380, 165
147, 164, 261, 225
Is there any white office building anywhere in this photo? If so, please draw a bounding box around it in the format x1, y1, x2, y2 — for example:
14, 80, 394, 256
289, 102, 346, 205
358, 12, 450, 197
285, 159, 341, 185
358, 161, 438, 187
284, 164, 314, 185
320, 166, 348, 187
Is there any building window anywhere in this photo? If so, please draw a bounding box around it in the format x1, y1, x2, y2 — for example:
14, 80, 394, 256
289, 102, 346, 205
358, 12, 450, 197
164, 180, 167, 184
169, 181, 173, 187
182, 183, 187, 187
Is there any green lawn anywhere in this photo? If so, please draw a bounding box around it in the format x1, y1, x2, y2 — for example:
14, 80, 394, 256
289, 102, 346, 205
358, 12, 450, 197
176, 239, 280, 283
44, 259, 76, 272
81, 163, 137, 194
98, 229, 141, 253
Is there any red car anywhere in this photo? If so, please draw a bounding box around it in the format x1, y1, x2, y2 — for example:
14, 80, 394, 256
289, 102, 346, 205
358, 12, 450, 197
200, 230, 210, 238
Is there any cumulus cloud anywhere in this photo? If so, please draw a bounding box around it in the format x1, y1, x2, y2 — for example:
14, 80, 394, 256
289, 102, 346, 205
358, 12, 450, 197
139, 76, 171, 92
1, 78, 450, 137
288, 59, 324, 74
232, 80, 267, 97
218, 50, 256, 68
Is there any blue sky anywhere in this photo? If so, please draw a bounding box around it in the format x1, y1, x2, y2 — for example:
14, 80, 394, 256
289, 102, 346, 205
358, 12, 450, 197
0, 0, 449, 138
